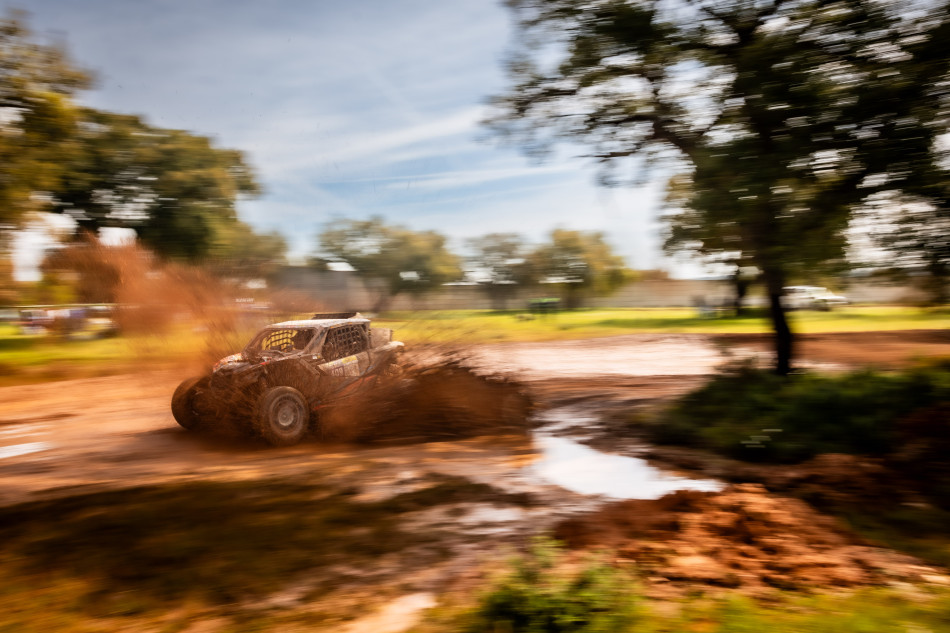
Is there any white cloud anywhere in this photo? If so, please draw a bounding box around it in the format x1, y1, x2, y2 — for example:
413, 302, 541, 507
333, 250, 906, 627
11, 0, 688, 278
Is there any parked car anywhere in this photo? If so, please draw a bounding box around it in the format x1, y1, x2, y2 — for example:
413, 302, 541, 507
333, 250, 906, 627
782, 286, 849, 311
171, 312, 403, 446
85, 305, 119, 338
18, 309, 52, 334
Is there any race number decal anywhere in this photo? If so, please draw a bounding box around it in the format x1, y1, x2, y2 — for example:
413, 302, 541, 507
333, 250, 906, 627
326, 355, 360, 377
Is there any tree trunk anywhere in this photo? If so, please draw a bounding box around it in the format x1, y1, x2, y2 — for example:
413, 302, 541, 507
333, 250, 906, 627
925, 257, 949, 305
733, 274, 750, 316
372, 290, 394, 314
763, 269, 793, 376
563, 284, 583, 309
486, 284, 512, 310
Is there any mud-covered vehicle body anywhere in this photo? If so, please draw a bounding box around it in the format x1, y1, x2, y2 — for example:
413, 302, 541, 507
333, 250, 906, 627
172, 312, 403, 445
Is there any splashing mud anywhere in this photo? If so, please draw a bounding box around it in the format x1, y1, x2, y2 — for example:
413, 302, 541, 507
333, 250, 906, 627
181, 358, 534, 445
46, 236, 331, 377
317, 362, 533, 444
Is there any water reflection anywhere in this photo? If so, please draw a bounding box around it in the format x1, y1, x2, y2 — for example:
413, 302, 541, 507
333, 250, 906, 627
530, 406, 721, 499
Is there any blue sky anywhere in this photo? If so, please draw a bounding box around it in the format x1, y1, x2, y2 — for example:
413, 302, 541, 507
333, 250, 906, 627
11, 0, 681, 275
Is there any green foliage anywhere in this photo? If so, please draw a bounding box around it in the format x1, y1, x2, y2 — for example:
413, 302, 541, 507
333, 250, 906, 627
490, 0, 950, 372
654, 361, 950, 463
529, 229, 631, 308
0, 10, 91, 228
664, 590, 950, 633
466, 539, 637, 633
206, 219, 287, 281
865, 195, 950, 305
433, 585, 950, 633
466, 233, 532, 283
49, 108, 260, 260
317, 216, 461, 310
465, 232, 534, 309
0, 11, 264, 267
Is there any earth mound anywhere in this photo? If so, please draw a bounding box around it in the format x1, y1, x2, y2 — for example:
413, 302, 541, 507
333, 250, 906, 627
555, 484, 946, 591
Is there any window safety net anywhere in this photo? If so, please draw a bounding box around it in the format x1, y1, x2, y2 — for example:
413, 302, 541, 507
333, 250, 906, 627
324, 326, 366, 360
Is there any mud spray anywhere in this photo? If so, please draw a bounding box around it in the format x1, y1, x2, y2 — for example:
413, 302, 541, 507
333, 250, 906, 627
56, 238, 535, 443
316, 360, 533, 443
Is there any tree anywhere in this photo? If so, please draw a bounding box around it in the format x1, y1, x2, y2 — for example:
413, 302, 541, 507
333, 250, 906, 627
465, 233, 533, 309
863, 194, 950, 305
0, 10, 90, 230
206, 220, 288, 283
40, 233, 123, 304
663, 173, 761, 314
317, 217, 461, 312
529, 229, 630, 308
0, 248, 18, 306
490, 0, 950, 374
49, 108, 260, 261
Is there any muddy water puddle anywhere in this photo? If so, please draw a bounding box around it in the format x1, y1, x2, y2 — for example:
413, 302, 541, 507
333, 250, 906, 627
472, 335, 730, 379
529, 406, 721, 500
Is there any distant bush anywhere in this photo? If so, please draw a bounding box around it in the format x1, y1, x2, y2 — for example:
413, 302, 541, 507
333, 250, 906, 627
465, 538, 637, 633
652, 359, 950, 464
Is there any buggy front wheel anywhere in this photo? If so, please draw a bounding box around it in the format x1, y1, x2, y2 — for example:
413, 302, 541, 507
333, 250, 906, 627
255, 386, 310, 446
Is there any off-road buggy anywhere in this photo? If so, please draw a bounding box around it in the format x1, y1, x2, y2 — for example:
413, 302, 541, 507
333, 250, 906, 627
171, 312, 403, 445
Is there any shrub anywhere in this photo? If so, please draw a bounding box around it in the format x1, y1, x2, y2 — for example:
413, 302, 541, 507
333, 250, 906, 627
652, 360, 950, 463
466, 539, 637, 633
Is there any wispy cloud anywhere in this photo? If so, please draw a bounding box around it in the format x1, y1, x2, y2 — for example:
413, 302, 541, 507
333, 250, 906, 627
13, 0, 679, 277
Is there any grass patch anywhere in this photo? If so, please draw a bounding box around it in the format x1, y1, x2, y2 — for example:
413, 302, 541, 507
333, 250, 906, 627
838, 504, 950, 569
646, 589, 950, 633
460, 538, 639, 633
1, 306, 948, 385
423, 540, 950, 633
0, 474, 509, 631
0, 321, 257, 386
380, 306, 950, 345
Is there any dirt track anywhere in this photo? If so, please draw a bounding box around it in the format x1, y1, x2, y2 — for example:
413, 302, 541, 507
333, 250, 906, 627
1, 330, 947, 506
1, 329, 948, 624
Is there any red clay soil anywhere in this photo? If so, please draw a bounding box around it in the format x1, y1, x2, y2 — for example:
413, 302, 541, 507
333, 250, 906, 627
555, 484, 947, 592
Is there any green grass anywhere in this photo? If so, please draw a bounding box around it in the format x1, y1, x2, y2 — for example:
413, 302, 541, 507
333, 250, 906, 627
837, 504, 950, 570
640, 589, 950, 633
379, 306, 950, 345
421, 540, 950, 633
0, 473, 519, 632
460, 538, 637, 633
0, 321, 256, 385
1, 306, 947, 384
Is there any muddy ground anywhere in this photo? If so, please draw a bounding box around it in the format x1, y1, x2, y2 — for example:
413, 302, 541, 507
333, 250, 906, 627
1, 330, 949, 628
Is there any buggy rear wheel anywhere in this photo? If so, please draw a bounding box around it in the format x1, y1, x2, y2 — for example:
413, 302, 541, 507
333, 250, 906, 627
255, 386, 310, 446
171, 376, 207, 431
